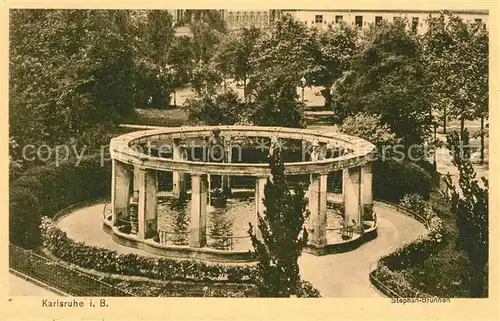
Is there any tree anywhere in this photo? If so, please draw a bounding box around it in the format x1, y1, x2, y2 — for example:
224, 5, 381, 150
133, 10, 176, 108
444, 130, 488, 297
187, 10, 227, 64
186, 89, 245, 125
312, 22, 359, 106
331, 19, 432, 148
421, 13, 454, 134
213, 27, 262, 98
248, 149, 309, 297
445, 16, 488, 134
250, 15, 320, 88
422, 13, 488, 163
10, 9, 136, 151
247, 73, 306, 128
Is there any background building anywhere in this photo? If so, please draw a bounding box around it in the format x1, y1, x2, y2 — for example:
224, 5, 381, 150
281, 9, 488, 33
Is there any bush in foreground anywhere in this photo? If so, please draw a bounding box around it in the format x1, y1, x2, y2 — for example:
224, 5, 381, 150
9, 154, 111, 248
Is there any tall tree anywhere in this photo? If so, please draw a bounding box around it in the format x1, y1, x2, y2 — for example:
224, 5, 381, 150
212, 26, 261, 99
248, 150, 309, 297
10, 9, 136, 150
187, 10, 227, 64
312, 22, 359, 106
134, 10, 176, 108
250, 15, 320, 88
331, 19, 432, 148
444, 130, 488, 297
445, 15, 488, 134
422, 13, 488, 162
421, 13, 454, 134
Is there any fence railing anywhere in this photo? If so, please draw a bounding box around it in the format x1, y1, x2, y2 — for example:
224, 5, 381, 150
324, 221, 357, 240
9, 244, 134, 297
156, 230, 190, 246
206, 234, 251, 251
374, 198, 429, 226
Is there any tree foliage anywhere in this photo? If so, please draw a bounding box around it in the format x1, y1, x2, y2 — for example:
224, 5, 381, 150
312, 22, 359, 105
250, 15, 320, 87
444, 130, 488, 297
339, 112, 399, 148
186, 89, 245, 125
331, 20, 432, 148
10, 9, 136, 149
422, 13, 488, 134
133, 10, 176, 108
248, 150, 309, 297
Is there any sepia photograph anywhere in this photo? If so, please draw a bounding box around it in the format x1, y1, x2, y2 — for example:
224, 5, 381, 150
3, 2, 496, 317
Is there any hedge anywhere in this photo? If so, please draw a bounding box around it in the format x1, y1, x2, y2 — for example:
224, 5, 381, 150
9, 187, 41, 249
9, 154, 111, 248
373, 160, 433, 202
41, 216, 321, 297
371, 199, 445, 297
41, 216, 257, 283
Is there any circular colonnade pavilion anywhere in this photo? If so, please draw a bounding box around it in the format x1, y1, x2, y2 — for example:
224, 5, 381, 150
104, 126, 378, 262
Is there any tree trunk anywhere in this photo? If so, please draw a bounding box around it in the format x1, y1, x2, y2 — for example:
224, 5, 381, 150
480, 116, 485, 165
243, 75, 247, 101
173, 90, 177, 108
460, 115, 465, 133
443, 105, 447, 134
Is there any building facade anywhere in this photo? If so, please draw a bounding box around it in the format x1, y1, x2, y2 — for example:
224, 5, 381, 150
281, 9, 488, 33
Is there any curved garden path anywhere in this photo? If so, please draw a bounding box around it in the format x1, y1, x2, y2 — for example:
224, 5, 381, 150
57, 202, 426, 297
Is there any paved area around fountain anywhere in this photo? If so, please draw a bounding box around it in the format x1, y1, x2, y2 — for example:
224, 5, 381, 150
57, 202, 426, 297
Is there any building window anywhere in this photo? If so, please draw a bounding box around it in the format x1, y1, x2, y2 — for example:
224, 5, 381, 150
412, 17, 419, 33
475, 18, 482, 23
335, 15, 343, 23
355, 15, 363, 27
375, 16, 383, 24
393, 16, 403, 23
315, 15, 323, 24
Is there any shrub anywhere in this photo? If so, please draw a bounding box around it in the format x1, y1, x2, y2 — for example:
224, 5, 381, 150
372, 265, 431, 298
9, 187, 40, 249
296, 280, 321, 298
373, 160, 433, 202
9, 154, 111, 247
380, 215, 444, 270
399, 194, 427, 217
339, 112, 399, 148
41, 217, 257, 284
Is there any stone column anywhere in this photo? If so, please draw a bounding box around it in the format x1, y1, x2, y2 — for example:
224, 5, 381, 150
190, 174, 207, 247
254, 176, 267, 240
133, 166, 141, 195
308, 173, 328, 245
361, 162, 373, 220
172, 140, 186, 198
137, 168, 158, 240
111, 160, 131, 226
343, 166, 363, 233
222, 146, 232, 193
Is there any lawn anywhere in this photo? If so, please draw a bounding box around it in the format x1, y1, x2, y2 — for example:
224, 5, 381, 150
123, 108, 190, 128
